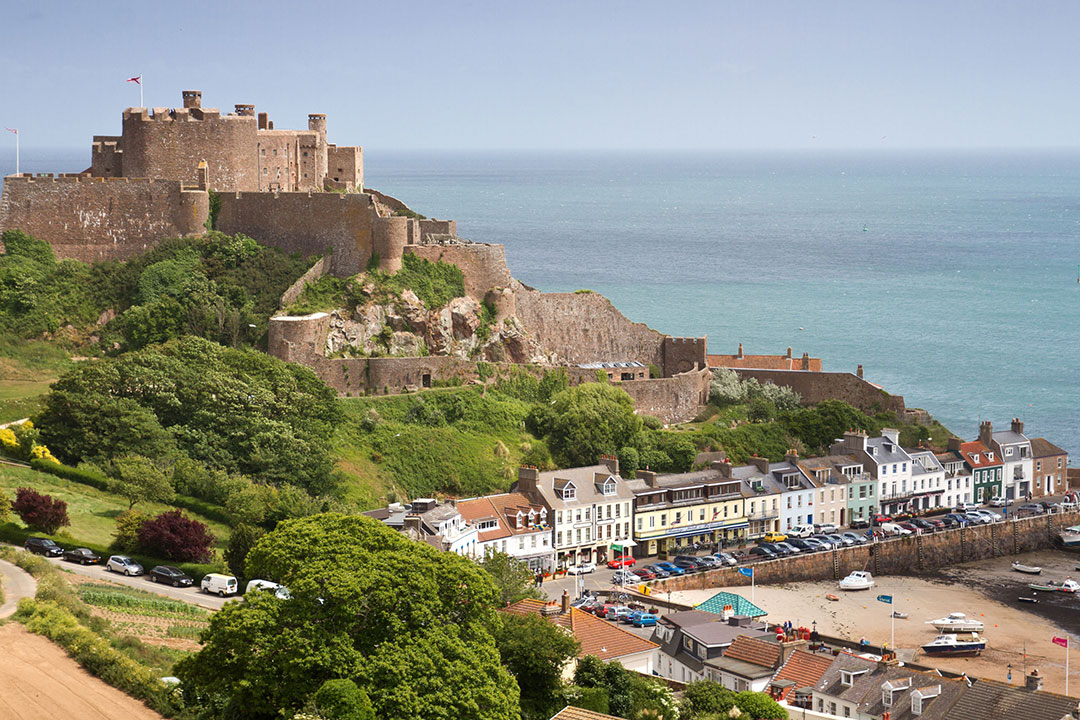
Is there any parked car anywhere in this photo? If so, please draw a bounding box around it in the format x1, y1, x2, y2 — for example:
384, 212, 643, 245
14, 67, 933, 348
1059, 500, 1078, 511
974, 509, 1002, 522
106, 555, 144, 576
841, 531, 870, 545
566, 562, 596, 575
149, 565, 193, 587
748, 546, 777, 560
814, 523, 839, 535
603, 604, 631, 620
953, 503, 979, 512
897, 522, 921, 534
245, 579, 291, 600
849, 518, 871, 530
629, 611, 658, 628
613, 606, 636, 622
607, 555, 636, 569
644, 564, 671, 578
673, 558, 704, 572
24, 537, 63, 557
923, 518, 946, 530
788, 538, 819, 552
761, 531, 788, 543
653, 562, 684, 575
964, 512, 991, 525
989, 496, 1013, 507
788, 524, 816, 538
63, 547, 100, 565
590, 602, 616, 617
673, 554, 706, 566
1018, 503, 1046, 516
201, 573, 239, 597
774, 541, 804, 555
694, 555, 722, 568
827, 533, 854, 546
812, 534, 842, 548
632, 568, 657, 581
713, 553, 739, 566
879, 522, 911, 536
910, 519, 937, 533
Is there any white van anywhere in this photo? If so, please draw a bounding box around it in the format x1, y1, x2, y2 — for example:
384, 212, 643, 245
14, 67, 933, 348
200, 573, 239, 597
879, 522, 911, 537
789, 524, 816, 538
246, 578, 291, 600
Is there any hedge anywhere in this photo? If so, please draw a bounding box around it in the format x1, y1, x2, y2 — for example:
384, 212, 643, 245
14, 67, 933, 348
0, 522, 220, 581
16, 598, 180, 716
172, 493, 232, 526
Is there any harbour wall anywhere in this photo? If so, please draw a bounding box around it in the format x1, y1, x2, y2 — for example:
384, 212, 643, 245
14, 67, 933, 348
652, 511, 1080, 593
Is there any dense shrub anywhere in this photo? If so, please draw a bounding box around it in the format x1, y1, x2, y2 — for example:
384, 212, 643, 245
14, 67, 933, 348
111, 509, 149, 553
314, 679, 375, 720
225, 523, 265, 579
137, 510, 216, 563
11, 487, 70, 534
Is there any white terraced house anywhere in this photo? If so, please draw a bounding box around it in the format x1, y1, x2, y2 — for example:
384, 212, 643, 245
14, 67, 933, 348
456, 493, 554, 572
981, 418, 1034, 501
831, 429, 915, 516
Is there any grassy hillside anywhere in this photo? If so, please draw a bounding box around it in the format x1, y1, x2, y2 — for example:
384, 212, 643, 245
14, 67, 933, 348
0, 336, 72, 423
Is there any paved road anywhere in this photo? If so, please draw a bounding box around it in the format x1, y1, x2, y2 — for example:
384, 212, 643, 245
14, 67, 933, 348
0, 559, 37, 618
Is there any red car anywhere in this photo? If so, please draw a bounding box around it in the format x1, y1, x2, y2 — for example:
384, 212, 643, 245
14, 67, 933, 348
607, 555, 636, 569
872, 514, 892, 525
897, 522, 920, 534
632, 568, 656, 581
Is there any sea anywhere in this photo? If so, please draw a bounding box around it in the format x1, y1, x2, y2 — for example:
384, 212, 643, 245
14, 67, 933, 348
5, 148, 1080, 455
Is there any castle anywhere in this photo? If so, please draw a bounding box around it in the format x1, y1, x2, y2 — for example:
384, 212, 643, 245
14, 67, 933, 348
0, 90, 901, 423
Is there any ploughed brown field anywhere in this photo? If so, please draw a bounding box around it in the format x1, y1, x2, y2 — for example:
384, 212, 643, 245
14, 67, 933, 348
0, 623, 164, 720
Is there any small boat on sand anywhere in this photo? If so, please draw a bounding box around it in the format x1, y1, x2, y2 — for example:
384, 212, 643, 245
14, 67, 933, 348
1057, 525, 1080, 551
838, 571, 874, 591
825, 593, 840, 602
926, 612, 984, 633
1012, 562, 1042, 575
921, 633, 985, 657
1028, 578, 1080, 593
892, 611, 908, 619
1019, 597, 1039, 603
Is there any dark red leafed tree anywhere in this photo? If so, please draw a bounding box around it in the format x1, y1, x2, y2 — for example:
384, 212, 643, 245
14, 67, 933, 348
11, 487, 70, 534
137, 509, 216, 563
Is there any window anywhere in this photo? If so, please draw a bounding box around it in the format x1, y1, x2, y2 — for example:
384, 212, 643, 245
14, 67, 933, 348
519, 537, 525, 550
649, 516, 655, 528
585, 528, 590, 542
562, 486, 576, 501
557, 531, 563, 545
637, 518, 642, 531
606, 505, 612, 519
575, 529, 581, 544
902, 463, 907, 472
829, 703, 837, 715
557, 511, 563, 525
1037, 460, 1042, 472
674, 512, 682, 524
1060, 458, 1065, 469
844, 707, 851, 718
882, 689, 893, 707
700, 509, 705, 521
584, 508, 590, 521
1006, 448, 1013, 457
575, 510, 581, 523
661, 514, 667, 526
615, 504, 621, 518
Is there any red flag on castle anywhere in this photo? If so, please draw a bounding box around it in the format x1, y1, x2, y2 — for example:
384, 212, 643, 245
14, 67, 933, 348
127, 75, 143, 107
5, 127, 18, 174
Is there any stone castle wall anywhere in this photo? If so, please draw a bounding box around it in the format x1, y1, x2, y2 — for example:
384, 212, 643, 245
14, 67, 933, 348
732, 368, 906, 414
0, 174, 208, 262
406, 243, 511, 300
279, 257, 331, 309
620, 368, 712, 424
216, 191, 377, 276
651, 511, 1080, 593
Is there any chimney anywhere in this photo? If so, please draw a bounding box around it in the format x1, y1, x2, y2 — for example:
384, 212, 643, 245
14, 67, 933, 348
638, 470, 658, 488
786, 347, 792, 359
599, 454, 620, 476
258, 112, 269, 130
1012, 418, 1024, 435
801, 353, 810, 370
857, 364, 864, 379
517, 466, 540, 496
403, 515, 422, 535
737, 343, 744, 358
182, 90, 202, 109
710, 460, 733, 478
750, 455, 770, 473
235, 104, 255, 117
947, 436, 962, 452
1025, 668, 1043, 691
979, 421, 993, 448
561, 590, 570, 614
785, 449, 800, 466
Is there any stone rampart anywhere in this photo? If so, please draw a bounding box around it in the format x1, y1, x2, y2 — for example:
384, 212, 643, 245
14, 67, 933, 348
651, 512, 1080, 594
279, 257, 331, 309
216, 191, 375, 275
0, 174, 208, 262
406, 243, 511, 300
620, 368, 712, 424
513, 286, 666, 368
731, 368, 906, 414
267, 312, 331, 364
663, 337, 707, 377
372, 216, 419, 273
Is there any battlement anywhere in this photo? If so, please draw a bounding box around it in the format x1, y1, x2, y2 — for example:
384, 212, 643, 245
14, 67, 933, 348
3, 172, 184, 187
123, 106, 232, 122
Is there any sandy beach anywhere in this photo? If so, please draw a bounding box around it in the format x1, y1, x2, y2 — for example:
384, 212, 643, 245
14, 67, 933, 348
668, 549, 1080, 695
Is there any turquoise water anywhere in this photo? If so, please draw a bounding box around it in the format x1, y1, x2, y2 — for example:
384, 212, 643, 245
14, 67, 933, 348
362, 150, 1080, 454
6, 148, 1080, 454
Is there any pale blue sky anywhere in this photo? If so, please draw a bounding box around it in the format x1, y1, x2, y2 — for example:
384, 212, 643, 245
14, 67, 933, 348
1, 0, 1077, 150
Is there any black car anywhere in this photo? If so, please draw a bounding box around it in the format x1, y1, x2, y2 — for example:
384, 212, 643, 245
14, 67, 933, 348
849, 518, 870, 530
748, 546, 777, 560
761, 542, 795, 557
1018, 503, 1046, 516
672, 558, 703, 572
644, 564, 671, 578
62, 547, 101, 565
911, 519, 937, 532
149, 565, 193, 587
786, 538, 817, 552
24, 537, 63, 557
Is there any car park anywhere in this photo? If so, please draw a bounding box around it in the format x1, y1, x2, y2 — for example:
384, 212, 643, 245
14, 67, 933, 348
63, 547, 101, 565
841, 531, 869, 545
607, 555, 636, 569
762, 531, 788, 543
566, 562, 596, 575
653, 562, 684, 575
24, 537, 63, 557
149, 565, 193, 587
201, 573, 239, 597
106, 555, 144, 576
629, 611, 658, 628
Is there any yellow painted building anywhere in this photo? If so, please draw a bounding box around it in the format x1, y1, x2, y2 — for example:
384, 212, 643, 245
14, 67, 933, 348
627, 467, 748, 557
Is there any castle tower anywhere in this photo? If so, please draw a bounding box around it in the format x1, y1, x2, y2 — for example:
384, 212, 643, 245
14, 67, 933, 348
182, 90, 202, 109
235, 104, 256, 117
308, 114, 328, 187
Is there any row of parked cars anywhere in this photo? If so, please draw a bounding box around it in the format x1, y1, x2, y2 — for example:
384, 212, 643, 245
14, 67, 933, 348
23, 537, 289, 599
574, 597, 658, 627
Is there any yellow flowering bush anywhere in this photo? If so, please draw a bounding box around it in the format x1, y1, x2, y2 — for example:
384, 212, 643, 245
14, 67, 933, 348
0, 428, 18, 454
29, 444, 59, 463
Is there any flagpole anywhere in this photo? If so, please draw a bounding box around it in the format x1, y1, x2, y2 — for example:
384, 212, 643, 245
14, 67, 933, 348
751, 567, 755, 604
891, 603, 895, 652
14, 130, 17, 175
1067, 636, 1070, 697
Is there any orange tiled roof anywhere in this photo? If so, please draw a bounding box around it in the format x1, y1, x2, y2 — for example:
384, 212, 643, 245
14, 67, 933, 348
456, 493, 548, 543
771, 649, 834, 701
960, 441, 1002, 469
500, 601, 657, 660
724, 635, 783, 669
550, 706, 622, 720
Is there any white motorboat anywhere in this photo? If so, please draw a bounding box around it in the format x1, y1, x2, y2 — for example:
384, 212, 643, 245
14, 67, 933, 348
838, 570, 875, 591
921, 633, 985, 657
926, 612, 984, 633
1012, 562, 1042, 575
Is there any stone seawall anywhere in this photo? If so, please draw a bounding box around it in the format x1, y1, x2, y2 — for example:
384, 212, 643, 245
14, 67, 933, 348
652, 512, 1080, 594
732, 368, 906, 415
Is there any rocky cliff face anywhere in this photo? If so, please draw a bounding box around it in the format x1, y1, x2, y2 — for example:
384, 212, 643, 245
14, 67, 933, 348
324, 288, 549, 364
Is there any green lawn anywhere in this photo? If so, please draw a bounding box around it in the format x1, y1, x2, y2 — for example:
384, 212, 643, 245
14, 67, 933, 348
0, 335, 72, 423
0, 464, 230, 550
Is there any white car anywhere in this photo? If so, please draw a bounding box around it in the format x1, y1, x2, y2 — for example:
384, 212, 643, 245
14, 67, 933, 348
975, 509, 1002, 522
245, 579, 291, 600
989, 496, 1012, 507
611, 571, 637, 585
106, 555, 144, 576
1059, 500, 1078, 511
200, 573, 239, 597
879, 522, 911, 536
566, 562, 596, 575
954, 503, 979, 512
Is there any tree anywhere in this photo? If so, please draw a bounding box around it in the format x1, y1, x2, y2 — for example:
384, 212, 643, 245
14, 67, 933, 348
544, 383, 643, 467
111, 509, 148, 552
747, 397, 777, 423
108, 454, 175, 509
480, 550, 542, 606
313, 679, 375, 720
224, 523, 265, 579
618, 446, 640, 478
733, 691, 787, 720
11, 488, 70, 534
176, 513, 519, 720
680, 681, 735, 718
494, 613, 580, 720
137, 509, 215, 562
574, 656, 634, 719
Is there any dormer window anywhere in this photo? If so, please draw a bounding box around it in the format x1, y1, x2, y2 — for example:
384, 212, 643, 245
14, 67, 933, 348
882, 689, 893, 708
987, 452, 994, 461
840, 669, 867, 687
1005, 448, 1013, 457
971, 454, 980, 463
601, 478, 617, 496
559, 484, 576, 500
911, 686, 940, 716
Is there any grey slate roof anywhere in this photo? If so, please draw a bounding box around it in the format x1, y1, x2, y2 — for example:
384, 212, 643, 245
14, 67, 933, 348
815, 654, 967, 720
704, 653, 777, 679
993, 430, 1030, 447
865, 437, 912, 467
945, 678, 1079, 720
